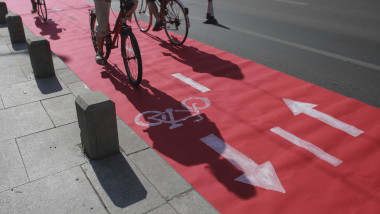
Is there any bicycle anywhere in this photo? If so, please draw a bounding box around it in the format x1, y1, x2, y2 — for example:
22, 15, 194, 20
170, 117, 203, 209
134, 0, 190, 45
89, 0, 143, 87
36, 0, 47, 21
135, 97, 210, 129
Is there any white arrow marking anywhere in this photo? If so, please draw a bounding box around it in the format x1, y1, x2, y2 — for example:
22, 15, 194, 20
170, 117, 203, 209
271, 126, 343, 167
172, 73, 211, 93
283, 99, 364, 137
200, 134, 285, 193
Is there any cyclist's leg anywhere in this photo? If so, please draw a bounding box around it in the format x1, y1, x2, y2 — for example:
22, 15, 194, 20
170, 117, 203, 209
147, 0, 163, 31
94, 0, 110, 65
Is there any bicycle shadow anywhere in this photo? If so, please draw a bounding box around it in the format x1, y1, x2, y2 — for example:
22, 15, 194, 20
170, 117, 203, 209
100, 63, 256, 199
34, 17, 64, 40
143, 33, 244, 80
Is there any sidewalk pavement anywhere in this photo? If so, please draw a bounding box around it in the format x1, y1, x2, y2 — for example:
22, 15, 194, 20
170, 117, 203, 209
0, 16, 219, 214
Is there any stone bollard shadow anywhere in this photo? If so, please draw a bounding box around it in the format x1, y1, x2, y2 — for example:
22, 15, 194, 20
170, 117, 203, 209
89, 153, 147, 208
35, 75, 63, 94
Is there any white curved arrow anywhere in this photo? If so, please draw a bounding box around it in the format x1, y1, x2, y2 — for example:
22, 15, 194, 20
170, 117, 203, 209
283, 99, 364, 137
200, 134, 285, 193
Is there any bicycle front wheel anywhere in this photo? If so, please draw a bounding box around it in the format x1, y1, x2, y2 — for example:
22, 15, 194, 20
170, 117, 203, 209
164, 0, 189, 45
37, 0, 47, 21
134, 0, 152, 32
120, 28, 143, 87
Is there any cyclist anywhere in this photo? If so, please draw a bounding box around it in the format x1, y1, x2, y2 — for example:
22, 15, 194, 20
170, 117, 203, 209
147, 0, 164, 31
30, 0, 37, 13
93, 0, 137, 65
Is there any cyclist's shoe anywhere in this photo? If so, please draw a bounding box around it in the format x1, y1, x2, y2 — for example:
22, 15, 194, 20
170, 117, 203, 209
95, 52, 106, 65
152, 20, 164, 31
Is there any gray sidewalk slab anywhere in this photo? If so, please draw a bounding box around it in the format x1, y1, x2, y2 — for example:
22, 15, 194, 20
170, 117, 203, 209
117, 119, 150, 155
0, 65, 27, 86
17, 122, 86, 181
1, 76, 70, 108
129, 148, 192, 200
0, 139, 29, 193
0, 101, 54, 142
41, 94, 78, 126
81, 153, 166, 214
0, 166, 108, 214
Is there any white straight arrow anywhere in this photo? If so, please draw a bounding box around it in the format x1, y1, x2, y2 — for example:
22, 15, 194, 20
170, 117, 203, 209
200, 134, 285, 193
271, 126, 343, 167
283, 99, 364, 137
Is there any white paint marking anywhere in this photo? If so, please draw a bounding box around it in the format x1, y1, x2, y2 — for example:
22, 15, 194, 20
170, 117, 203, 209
283, 99, 364, 137
271, 127, 343, 166
53, 8, 62, 11
201, 134, 285, 193
275, 0, 307, 6
172, 73, 211, 93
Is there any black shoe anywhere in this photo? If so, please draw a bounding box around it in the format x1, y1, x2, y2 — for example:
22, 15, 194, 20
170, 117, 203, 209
152, 20, 164, 31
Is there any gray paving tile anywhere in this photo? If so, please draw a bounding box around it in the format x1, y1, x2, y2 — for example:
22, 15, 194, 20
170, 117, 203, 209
117, 119, 150, 155
146, 204, 177, 214
0, 52, 31, 69
55, 67, 81, 84
169, 190, 219, 214
0, 36, 11, 45
67, 81, 92, 97
53, 55, 68, 70
20, 63, 34, 80
0, 66, 28, 86
0, 96, 4, 109
42, 94, 77, 126
17, 123, 86, 181
129, 148, 192, 200
0, 76, 70, 108
0, 102, 54, 142
0, 166, 108, 214
0, 139, 29, 193
81, 152, 166, 213
0, 44, 10, 55
0, 26, 9, 37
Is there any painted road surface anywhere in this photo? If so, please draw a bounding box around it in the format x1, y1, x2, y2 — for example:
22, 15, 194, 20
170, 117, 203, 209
4, 0, 380, 213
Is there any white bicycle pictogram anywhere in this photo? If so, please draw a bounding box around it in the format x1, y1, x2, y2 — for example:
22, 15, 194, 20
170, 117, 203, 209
135, 97, 210, 129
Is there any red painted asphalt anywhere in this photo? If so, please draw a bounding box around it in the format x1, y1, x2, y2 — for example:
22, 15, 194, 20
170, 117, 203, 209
5, 0, 380, 213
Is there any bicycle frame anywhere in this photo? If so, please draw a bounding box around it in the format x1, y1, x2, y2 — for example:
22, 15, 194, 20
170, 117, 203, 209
107, 8, 127, 49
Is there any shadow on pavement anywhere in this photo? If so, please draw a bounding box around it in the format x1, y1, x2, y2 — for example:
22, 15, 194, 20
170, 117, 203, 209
144, 33, 244, 80
89, 153, 147, 208
34, 16, 64, 40
99, 63, 256, 199
35, 75, 63, 94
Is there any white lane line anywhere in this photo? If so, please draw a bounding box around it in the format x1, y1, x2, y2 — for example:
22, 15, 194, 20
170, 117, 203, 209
172, 73, 211, 93
271, 126, 343, 167
275, 0, 308, 6
227, 26, 380, 72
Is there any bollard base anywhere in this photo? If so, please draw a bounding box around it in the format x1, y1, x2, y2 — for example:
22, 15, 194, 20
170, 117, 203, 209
203, 16, 218, 24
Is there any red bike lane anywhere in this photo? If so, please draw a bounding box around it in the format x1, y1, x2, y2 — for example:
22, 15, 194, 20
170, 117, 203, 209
5, 0, 380, 213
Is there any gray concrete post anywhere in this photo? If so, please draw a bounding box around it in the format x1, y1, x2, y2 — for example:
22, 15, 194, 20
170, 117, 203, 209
0, 2, 8, 24
27, 36, 55, 78
6, 14, 25, 43
75, 91, 120, 160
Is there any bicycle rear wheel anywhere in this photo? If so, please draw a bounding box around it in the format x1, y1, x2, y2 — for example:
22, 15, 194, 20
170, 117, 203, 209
37, 0, 47, 22
134, 0, 152, 32
120, 27, 143, 87
164, 0, 189, 45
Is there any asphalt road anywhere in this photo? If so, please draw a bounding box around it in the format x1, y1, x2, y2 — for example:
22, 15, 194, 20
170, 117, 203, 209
92, 0, 380, 108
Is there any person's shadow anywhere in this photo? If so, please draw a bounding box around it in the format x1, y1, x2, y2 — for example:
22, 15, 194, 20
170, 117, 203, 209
99, 63, 256, 199
34, 17, 64, 40
144, 33, 244, 80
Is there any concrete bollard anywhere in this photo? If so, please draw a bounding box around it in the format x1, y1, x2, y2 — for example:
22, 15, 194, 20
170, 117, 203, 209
75, 91, 120, 160
6, 14, 25, 43
0, 2, 8, 24
27, 36, 55, 78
